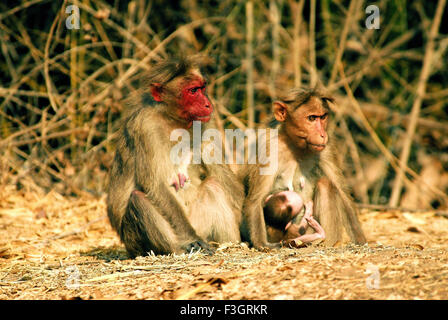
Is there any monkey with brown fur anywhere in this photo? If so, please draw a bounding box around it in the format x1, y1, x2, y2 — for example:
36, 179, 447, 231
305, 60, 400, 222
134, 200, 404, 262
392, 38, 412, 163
107, 56, 244, 257
241, 87, 367, 249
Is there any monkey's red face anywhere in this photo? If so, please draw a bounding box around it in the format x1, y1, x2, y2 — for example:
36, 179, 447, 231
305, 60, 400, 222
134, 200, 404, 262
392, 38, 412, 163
150, 72, 213, 127
177, 77, 213, 124
274, 97, 329, 153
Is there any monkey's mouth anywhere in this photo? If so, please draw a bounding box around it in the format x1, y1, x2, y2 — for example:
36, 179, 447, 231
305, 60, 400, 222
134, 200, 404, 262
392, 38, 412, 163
195, 115, 211, 122
309, 143, 326, 151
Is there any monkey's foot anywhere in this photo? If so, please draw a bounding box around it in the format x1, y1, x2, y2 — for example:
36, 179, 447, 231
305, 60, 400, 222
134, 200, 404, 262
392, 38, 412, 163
281, 238, 306, 248
183, 240, 215, 255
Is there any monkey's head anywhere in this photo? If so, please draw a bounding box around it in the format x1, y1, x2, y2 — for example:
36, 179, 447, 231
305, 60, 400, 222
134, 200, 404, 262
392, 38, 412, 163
273, 88, 334, 154
146, 56, 213, 126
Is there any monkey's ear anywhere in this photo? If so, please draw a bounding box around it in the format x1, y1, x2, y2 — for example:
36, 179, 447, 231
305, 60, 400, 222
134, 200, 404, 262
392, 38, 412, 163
273, 101, 288, 122
150, 83, 163, 102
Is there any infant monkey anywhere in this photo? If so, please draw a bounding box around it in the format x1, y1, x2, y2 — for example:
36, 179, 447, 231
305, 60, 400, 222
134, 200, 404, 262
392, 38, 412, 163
263, 179, 326, 248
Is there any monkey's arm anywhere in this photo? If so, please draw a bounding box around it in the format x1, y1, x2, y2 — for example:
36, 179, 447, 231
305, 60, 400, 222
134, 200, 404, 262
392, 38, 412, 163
132, 126, 207, 248
147, 184, 199, 236
242, 169, 281, 249
205, 163, 245, 207
319, 154, 367, 244
335, 189, 366, 244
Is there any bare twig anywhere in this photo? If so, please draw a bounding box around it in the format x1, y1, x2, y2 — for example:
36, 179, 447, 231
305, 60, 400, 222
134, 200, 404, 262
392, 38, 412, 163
291, 0, 304, 87
43, 2, 63, 113
328, 0, 358, 86
389, 0, 447, 207
309, 0, 317, 86
338, 65, 448, 206
269, 0, 281, 99
246, 0, 255, 128
335, 95, 448, 134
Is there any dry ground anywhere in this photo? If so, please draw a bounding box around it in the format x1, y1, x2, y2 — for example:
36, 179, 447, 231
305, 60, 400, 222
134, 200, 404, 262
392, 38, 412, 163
0, 184, 447, 300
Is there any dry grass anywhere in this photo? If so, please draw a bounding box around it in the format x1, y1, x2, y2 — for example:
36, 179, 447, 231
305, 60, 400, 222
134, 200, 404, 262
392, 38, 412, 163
1, 185, 447, 300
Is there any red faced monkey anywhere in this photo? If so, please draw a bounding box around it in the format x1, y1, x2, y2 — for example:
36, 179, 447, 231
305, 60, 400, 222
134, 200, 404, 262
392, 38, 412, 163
107, 56, 244, 257
241, 87, 367, 249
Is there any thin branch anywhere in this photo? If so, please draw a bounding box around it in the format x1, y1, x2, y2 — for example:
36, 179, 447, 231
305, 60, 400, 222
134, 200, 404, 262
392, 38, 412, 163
338, 64, 448, 206
246, 0, 255, 128
43, 1, 63, 113
328, 0, 358, 86
309, 0, 317, 86
291, 0, 304, 87
389, 0, 447, 207
269, 0, 281, 99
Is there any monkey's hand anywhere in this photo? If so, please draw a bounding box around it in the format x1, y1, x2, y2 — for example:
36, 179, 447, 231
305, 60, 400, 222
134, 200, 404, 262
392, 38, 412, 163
304, 215, 326, 240
171, 150, 192, 191
282, 215, 326, 248
183, 240, 215, 256
171, 173, 190, 191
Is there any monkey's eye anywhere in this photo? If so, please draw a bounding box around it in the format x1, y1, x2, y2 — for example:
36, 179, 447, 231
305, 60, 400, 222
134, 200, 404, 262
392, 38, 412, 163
308, 115, 317, 121
189, 87, 199, 94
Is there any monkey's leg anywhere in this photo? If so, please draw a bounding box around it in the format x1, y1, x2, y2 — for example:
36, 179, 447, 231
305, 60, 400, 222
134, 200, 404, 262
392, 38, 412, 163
129, 191, 215, 256
124, 189, 215, 257
119, 190, 180, 257
314, 177, 343, 246
189, 177, 241, 243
